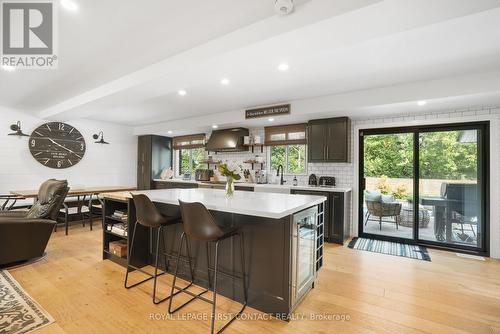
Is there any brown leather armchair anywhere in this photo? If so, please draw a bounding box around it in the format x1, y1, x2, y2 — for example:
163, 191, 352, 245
0, 179, 69, 266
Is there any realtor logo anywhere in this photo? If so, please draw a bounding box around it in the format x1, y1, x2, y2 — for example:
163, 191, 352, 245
1, 0, 58, 69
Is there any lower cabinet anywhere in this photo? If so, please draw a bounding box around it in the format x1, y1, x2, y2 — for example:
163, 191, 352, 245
235, 186, 254, 191
152, 181, 198, 189
291, 189, 350, 245
329, 192, 351, 244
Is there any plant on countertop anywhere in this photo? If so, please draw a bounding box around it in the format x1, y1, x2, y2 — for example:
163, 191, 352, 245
217, 161, 242, 197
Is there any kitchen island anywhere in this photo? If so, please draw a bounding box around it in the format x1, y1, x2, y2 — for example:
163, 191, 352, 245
101, 188, 326, 316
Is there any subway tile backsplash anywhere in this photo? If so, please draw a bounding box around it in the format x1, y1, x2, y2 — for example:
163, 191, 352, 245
174, 107, 499, 191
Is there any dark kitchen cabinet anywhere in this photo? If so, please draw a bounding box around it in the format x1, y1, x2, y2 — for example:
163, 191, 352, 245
137, 135, 172, 190
307, 117, 351, 163
330, 192, 351, 244
291, 189, 350, 245
153, 181, 198, 189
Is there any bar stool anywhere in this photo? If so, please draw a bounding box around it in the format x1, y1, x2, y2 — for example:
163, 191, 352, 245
125, 194, 191, 304
169, 200, 247, 334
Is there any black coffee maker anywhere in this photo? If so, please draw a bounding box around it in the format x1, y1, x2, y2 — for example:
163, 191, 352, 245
308, 174, 318, 186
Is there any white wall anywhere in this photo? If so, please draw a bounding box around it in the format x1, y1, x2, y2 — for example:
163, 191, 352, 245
0, 106, 137, 194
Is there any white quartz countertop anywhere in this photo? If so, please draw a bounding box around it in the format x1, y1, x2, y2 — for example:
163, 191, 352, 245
132, 188, 326, 219
153, 179, 352, 193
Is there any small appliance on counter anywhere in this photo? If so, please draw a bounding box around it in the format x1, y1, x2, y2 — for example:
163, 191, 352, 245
308, 174, 318, 186
318, 176, 336, 187
160, 167, 174, 180
182, 171, 191, 180
195, 169, 214, 181
255, 170, 267, 184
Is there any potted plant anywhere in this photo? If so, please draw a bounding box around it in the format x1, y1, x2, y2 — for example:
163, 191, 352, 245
217, 161, 242, 197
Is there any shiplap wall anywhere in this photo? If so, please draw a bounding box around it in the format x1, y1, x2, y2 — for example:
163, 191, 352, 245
0, 107, 137, 195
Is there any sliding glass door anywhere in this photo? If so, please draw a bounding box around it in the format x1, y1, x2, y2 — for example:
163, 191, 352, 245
361, 132, 415, 240
359, 122, 489, 254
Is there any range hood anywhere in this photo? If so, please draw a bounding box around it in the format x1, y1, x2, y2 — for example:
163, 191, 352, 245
205, 128, 249, 152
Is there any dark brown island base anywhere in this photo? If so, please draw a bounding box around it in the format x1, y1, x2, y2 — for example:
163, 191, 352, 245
101, 189, 326, 317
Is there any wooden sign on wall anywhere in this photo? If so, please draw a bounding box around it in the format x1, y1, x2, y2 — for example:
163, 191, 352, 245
245, 104, 291, 119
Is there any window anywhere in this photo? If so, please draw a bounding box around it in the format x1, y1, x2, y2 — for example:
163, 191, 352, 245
266, 123, 307, 175
270, 144, 306, 174
265, 123, 307, 146
173, 133, 206, 176
178, 147, 204, 176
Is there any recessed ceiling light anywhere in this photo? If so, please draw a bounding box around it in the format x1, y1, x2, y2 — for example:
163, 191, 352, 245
220, 78, 230, 85
278, 63, 289, 71
417, 100, 427, 106
178, 90, 187, 96
167, 130, 173, 134
61, 0, 78, 11
268, 118, 275, 122
212, 125, 218, 129
2, 65, 15, 72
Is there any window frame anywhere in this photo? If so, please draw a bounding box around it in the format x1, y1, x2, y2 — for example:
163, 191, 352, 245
268, 144, 308, 176
177, 148, 204, 176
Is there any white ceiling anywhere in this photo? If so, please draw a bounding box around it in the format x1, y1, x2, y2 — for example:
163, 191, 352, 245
0, 0, 311, 110
2, 0, 500, 135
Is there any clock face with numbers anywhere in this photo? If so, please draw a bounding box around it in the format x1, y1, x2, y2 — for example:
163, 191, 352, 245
29, 122, 86, 169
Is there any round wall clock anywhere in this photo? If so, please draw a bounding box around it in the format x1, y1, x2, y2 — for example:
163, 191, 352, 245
29, 122, 86, 169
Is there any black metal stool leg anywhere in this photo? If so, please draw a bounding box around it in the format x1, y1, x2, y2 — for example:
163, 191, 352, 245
206, 242, 212, 288
168, 231, 246, 333
168, 232, 185, 313
210, 240, 220, 334
88, 195, 93, 230
80, 196, 85, 227
185, 234, 196, 280
168, 233, 210, 314
124, 223, 156, 289
214, 233, 247, 334
152, 226, 175, 304
152, 226, 163, 304
124, 222, 139, 288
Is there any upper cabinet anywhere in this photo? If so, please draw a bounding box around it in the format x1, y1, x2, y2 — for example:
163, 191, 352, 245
307, 117, 351, 163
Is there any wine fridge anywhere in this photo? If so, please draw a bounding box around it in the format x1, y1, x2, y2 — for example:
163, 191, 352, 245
291, 206, 317, 307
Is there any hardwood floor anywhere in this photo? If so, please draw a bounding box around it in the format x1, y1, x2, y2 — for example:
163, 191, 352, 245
8, 223, 500, 334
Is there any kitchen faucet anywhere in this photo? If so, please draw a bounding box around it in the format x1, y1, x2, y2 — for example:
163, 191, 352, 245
277, 165, 286, 185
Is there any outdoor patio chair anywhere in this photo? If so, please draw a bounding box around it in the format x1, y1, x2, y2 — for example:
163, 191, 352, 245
364, 190, 402, 230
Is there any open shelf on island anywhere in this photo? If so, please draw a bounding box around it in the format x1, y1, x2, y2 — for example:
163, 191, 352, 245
105, 215, 127, 223
102, 195, 149, 269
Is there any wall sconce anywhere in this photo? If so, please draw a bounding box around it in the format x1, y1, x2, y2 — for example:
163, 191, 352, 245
8, 121, 29, 137
92, 131, 109, 144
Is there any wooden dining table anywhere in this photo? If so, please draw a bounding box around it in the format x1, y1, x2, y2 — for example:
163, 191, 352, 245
11, 186, 136, 202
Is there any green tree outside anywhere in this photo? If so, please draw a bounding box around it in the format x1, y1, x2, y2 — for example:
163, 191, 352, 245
363, 131, 477, 180
271, 145, 306, 174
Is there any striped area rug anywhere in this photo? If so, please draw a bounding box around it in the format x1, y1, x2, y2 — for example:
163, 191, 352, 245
348, 237, 431, 261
